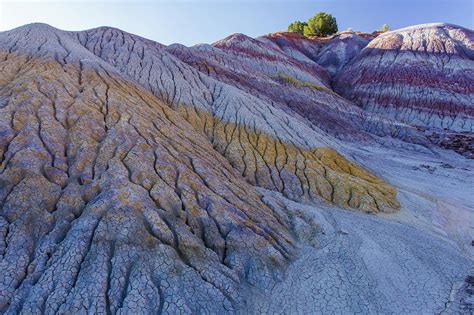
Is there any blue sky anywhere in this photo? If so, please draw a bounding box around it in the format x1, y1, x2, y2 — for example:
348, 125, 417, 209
0, 0, 472, 46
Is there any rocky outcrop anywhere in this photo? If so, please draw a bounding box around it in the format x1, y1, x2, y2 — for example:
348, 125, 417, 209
259, 26, 474, 158
335, 23, 474, 133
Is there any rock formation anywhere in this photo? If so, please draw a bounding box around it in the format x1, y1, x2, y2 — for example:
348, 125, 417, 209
0, 22, 472, 313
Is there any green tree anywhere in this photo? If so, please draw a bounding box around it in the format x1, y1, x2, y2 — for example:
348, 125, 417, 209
380, 24, 390, 32
304, 12, 338, 37
287, 21, 307, 36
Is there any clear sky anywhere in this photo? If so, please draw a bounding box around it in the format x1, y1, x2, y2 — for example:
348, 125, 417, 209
0, 0, 472, 46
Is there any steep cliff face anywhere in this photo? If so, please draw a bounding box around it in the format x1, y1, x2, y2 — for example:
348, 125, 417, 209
335, 23, 474, 132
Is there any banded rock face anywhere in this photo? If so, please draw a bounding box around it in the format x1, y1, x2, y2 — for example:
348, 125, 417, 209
335, 23, 474, 132
263, 26, 474, 157
0, 23, 400, 313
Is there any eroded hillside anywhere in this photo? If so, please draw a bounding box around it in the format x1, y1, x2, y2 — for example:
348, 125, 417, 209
335, 23, 474, 132
0, 22, 472, 313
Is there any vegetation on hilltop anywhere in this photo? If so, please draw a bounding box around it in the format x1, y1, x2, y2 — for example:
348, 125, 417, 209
287, 21, 307, 36
288, 12, 338, 37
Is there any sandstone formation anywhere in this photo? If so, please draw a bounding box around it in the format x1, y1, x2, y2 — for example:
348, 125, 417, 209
0, 22, 472, 313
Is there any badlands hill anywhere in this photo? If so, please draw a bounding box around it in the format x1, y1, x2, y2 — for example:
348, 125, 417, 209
0, 22, 472, 313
